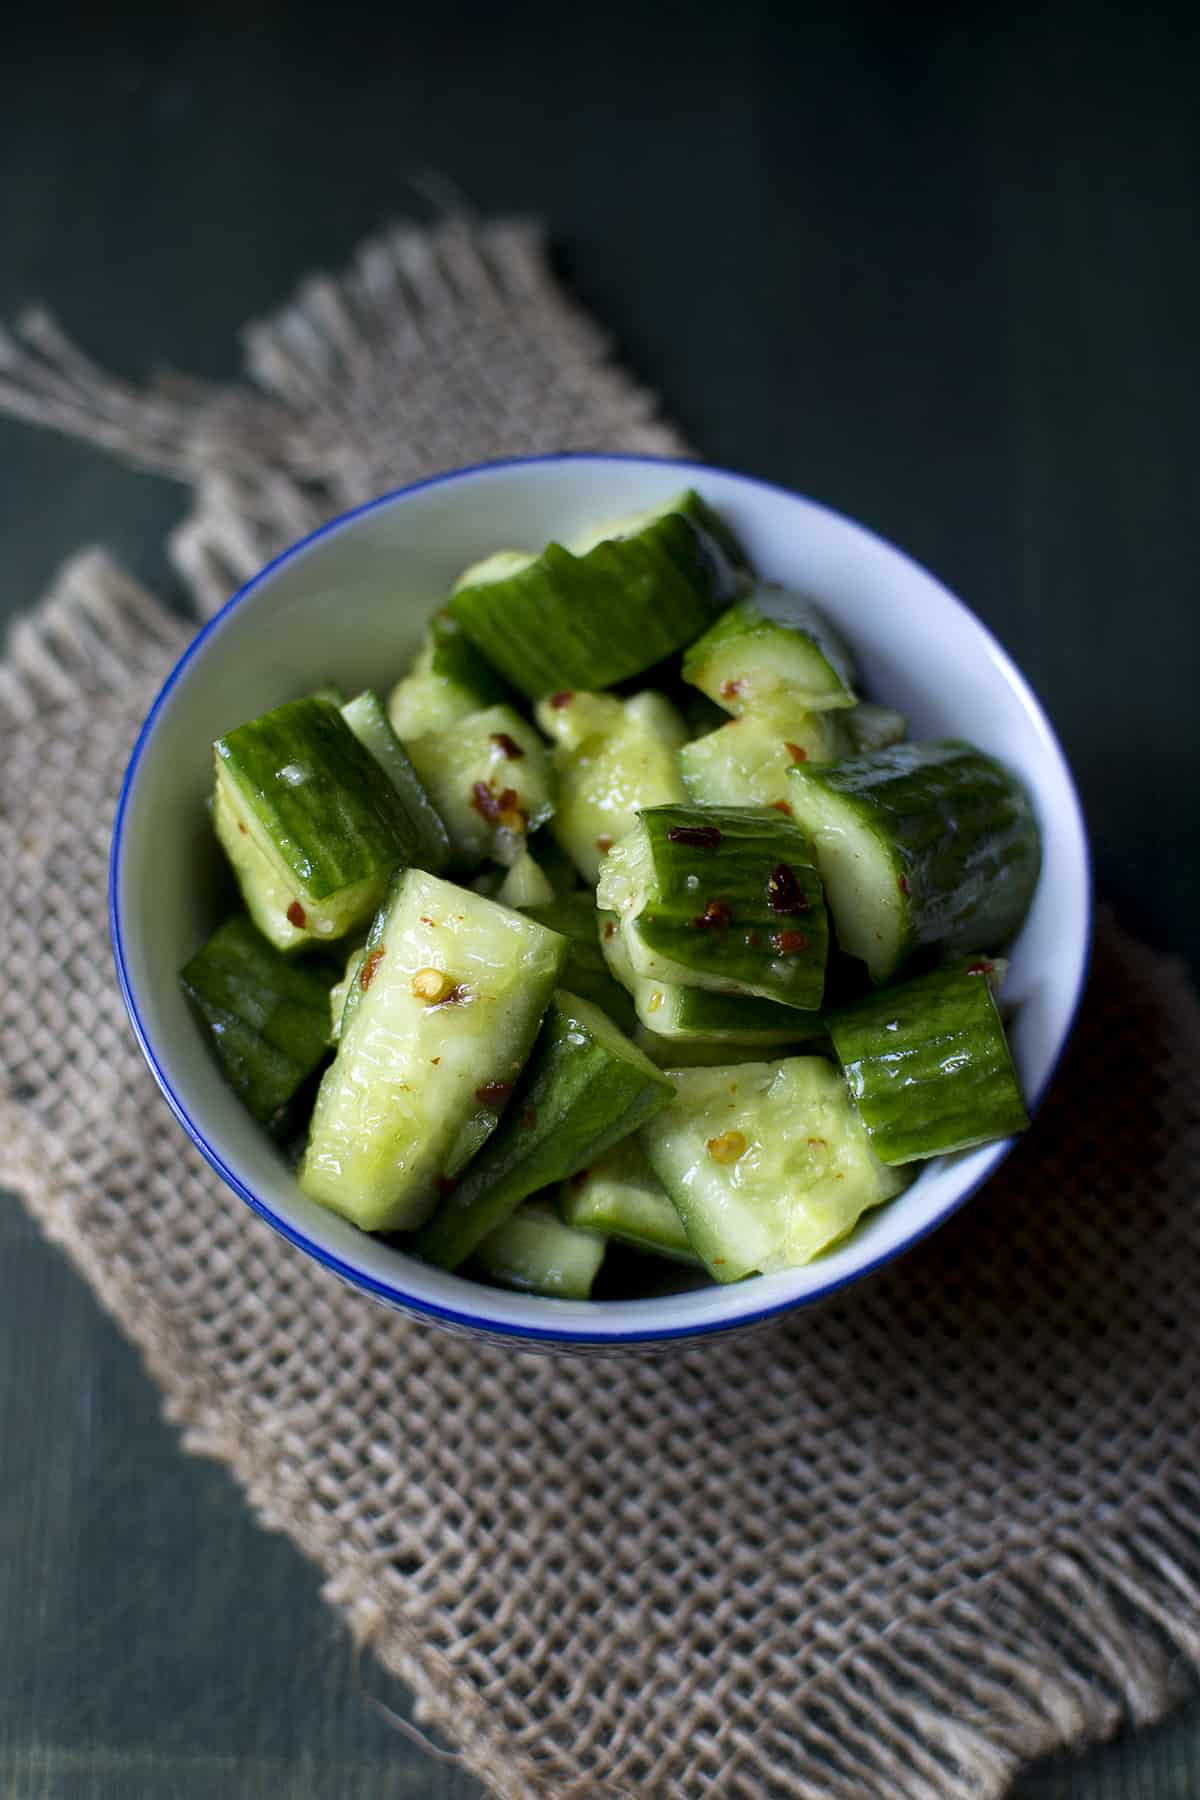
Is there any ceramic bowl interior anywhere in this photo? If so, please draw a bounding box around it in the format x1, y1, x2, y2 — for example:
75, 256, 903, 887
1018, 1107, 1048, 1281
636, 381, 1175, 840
111, 454, 1090, 1346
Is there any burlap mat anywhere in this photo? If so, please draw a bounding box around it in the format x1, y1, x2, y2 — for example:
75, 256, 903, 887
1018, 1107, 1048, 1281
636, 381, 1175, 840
2, 218, 1199, 1800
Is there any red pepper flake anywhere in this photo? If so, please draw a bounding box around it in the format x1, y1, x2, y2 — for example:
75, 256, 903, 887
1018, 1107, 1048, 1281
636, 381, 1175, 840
237, 820, 247, 835
549, 690, 574, 710
784, 742, 808, 763
766, 864, 810, 915
603, 920, 616, 940
898, 874, 911, 896
770, 799, 793, 816
807, 1137, 826, 1147
690, 898, 734, 931
747, 930, 760, 946
431, 1057, 441, 1065
966, 960, 994, 976
719, 678, 744, 701
420, 915, 436, 927
471, 780, 502, 823
771, 929, 809, 955
521, 1106, 536, 1129
286, 900, 307, 929
442, 983, 469, 1006
434, 1174, 456, 1198
667, 824, 722, 849
359, 948, 384, 991
490, 731, 524, 759
475, 1079, 514, 1109
595, 834, 614, 854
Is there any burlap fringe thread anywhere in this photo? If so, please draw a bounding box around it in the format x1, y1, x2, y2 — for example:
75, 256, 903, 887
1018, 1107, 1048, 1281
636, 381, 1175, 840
1, 219, 1199, 1800
0, 217, 685, 615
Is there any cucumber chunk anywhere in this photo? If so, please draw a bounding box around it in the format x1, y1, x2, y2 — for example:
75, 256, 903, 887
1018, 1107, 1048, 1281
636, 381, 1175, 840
339, 689, 451, 874
299, 871, 567, 1233
213, 697, 421, 952
405, 704, 554, 870
825, 958, 1028, 1163
567, 488, 750, 574
179, 916, 336, 1136
682, 586, 857, 715
596, 805, 829, 1011
536, 688, 688, 884
559, 1138, 700, 1265
471, 1199, 607, 1299
447, 491, 741, 699
523, 895, 638, 1035
386, 610, 508, 740
600, 909, 815, 1044
414, 990, 676, 1270
496, 849, 557, 909
680, 704, 840, 810
834, 702, 907, 756
641, 1058, 911, 1282
787, 740, 1042, 984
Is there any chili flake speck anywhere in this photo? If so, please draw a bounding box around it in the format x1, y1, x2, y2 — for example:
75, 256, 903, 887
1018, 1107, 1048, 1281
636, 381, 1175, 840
691, 899, 733, 931
490, 732, 524, 760
667, 824, 722, 849
766, 864, 809, 915
287, 900, 307, 929
359, 948, 384, 990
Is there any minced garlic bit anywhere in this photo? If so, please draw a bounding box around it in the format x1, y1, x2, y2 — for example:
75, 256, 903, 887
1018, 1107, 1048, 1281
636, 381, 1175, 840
412, 967, 455, 1004
707, 1129, 746, 1164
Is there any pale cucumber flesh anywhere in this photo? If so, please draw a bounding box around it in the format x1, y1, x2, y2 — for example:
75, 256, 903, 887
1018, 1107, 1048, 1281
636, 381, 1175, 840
641, 1058, 910, 1282
299, 871, 566, 1233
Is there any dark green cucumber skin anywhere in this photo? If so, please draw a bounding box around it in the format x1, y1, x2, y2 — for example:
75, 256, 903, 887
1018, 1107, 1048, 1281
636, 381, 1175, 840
214, 698, 415, 900
681, 586, 855, 702
179, 916, 335, 1135
791, 740, 1041, 968
524, 895, 638, 1035
413, 991, 675, 1270
826, 960, 1029, 1163
448, 498, 739, 698
667, 984, 822, 1041
339, 690, 451, 873
674, 490, 751, 578
634, 805, 828, 1011
428, 609, 510, 706
469, 1201, 605, 1299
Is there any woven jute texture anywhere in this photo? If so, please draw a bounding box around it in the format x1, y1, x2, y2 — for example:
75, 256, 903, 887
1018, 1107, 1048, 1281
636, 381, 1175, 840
3, 219, 1199, 1800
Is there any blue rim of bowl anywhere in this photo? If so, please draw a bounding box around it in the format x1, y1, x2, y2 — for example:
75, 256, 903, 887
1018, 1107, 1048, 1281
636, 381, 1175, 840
110, 451, 1093, 1346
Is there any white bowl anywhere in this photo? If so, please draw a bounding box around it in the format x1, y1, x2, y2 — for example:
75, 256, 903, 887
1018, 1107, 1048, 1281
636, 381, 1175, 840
111, 454, 1091, 1349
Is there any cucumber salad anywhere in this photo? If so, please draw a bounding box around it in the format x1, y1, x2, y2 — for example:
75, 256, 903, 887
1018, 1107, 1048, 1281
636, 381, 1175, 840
181, 491, 1041, 1301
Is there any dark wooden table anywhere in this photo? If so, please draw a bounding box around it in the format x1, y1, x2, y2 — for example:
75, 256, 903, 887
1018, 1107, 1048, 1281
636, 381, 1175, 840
2, 4, 1197, 1794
